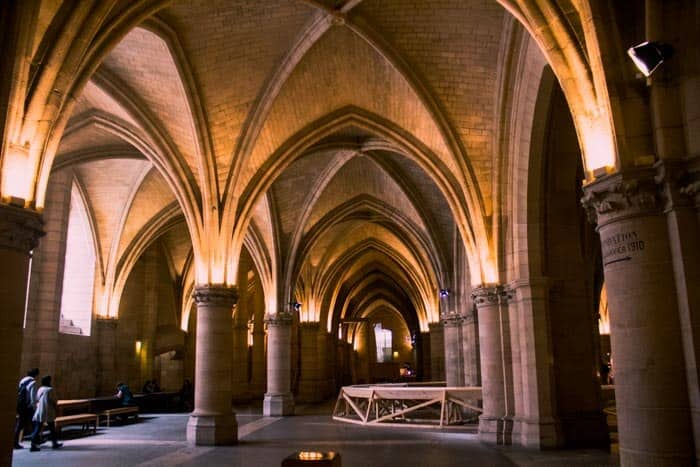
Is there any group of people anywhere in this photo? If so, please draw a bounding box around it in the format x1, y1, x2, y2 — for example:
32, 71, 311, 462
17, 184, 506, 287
14, 368, 62, 452
141, 379, 161, 394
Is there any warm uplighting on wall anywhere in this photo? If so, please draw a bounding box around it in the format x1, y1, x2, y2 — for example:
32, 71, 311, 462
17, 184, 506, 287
599, 284, 610, 335
581, 120, 616, 177
135, 340, 143, 355
480, 253, 498, 284
1, 144, 32, 204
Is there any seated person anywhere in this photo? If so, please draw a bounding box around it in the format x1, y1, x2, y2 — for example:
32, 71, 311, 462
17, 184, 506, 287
142, 380, 154, 394
115, 382, 134, 406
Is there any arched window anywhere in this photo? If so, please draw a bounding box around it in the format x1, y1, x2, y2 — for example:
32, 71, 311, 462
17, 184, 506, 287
59, 182, 96, 336
374, 323, 393, 363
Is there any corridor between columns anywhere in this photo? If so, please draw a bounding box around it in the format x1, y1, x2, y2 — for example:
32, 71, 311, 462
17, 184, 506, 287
2, 1, 699, 466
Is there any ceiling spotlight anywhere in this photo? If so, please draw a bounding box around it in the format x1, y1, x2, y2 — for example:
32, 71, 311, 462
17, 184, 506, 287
627, 41, 673, 77
439, 289, 449, 298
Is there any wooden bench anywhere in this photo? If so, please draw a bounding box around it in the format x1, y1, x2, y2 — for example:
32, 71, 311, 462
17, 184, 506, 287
55, 413, 98, 434
100, 406, 139, 427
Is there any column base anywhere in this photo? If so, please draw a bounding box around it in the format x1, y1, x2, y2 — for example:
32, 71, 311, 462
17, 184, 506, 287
518, 416, 562, 449
478, 415, 513, 445
186, 413, 238, 445
263, 393, 294, 417
263, 393, 294, 416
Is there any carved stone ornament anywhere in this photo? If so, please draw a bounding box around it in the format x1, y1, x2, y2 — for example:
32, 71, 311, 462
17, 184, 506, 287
265, 310, 294, 326
192, 285, 239, 307
581, 168, 662, 228
0, 203, 45, 254
471, 285, 505, 308
653, 159, 700, 211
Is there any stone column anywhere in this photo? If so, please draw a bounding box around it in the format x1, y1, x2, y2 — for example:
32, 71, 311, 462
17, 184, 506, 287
582, 168, 694, 466
461, 308, 480, 386
263, 310, 294, 415
96, 317, 118, 396
0, 204, 43, 465
249, 286, 266, 398
231, 322, 250, 402
318, 332, 334, 398
442, 313, 464, 387
428, 322, 444, 381
472, 285, 512, 444
659, 159, 700, 461
297, 321, 322, 402
140, 248, 159, 384
250, 325, 266, 398
508, 278, 561, 448
231, 270, 250, 403
186, 285, 238, 445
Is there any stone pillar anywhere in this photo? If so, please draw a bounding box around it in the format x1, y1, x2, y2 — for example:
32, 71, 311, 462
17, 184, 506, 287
0, 204, 44, 465
582, 169, 694, 466
21, 170, 70, 377
186, 285, 238, 445
318, 332, 334, 398
297, 322, 322, 402
508, 278, 561, 448
461, 308, 480, 386
263, 310, 294, 415
250, 325, 266, 398
231, 322, 250, 403
472, 285, 512, 445
231, 269, 250, 403
428, 322, 444, 381
140, 248, 159, 384
249, 285, 266, 398
659, 159, 700, 461
96, 317, 118, 396
442, 313, 464, 387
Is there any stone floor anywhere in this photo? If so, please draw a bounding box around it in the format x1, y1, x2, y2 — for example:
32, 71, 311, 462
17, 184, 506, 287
13, 404, 619, 467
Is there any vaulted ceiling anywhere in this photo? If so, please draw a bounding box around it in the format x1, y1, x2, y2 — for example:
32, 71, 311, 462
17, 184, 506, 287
42, 0, 547, 328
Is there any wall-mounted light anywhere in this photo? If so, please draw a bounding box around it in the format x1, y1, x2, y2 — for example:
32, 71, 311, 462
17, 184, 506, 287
135, 340, 142, 355
439, 289, 449, 298
627, 41, 674, 77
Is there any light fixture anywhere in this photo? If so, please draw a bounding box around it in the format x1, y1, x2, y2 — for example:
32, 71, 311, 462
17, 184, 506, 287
135, 340, 142, 355
289, 301, 301, 311
627, 41, 673, 77
439, 289, 449, 298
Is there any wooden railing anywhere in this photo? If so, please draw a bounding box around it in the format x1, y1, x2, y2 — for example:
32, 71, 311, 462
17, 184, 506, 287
332, 383, 482, 427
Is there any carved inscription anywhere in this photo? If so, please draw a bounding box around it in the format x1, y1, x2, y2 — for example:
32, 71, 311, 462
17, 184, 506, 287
602, 231, 645, 267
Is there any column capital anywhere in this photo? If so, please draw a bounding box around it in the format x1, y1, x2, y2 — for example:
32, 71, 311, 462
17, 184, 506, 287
428, 321, 443, 331
265, 311, 293, 326
440, 311, 464, 327
0, 203, 44, 254
471, 284, 507, 307
95, 317, 118, 329
581, 167, 662, 228
192, 285, 239, 307
658, 157, 700, 210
